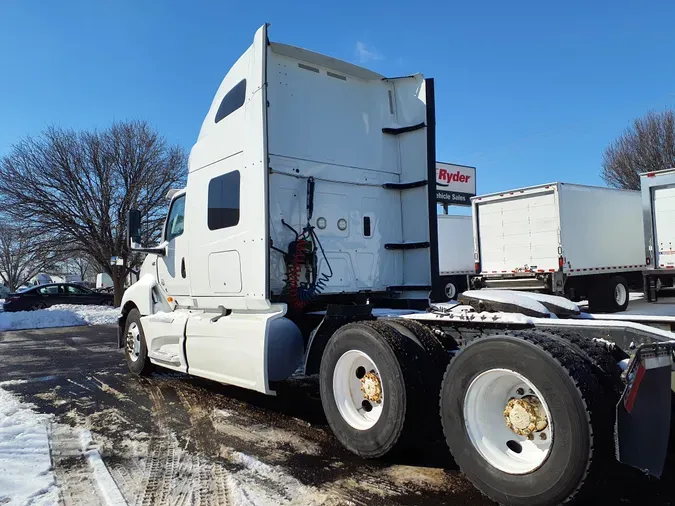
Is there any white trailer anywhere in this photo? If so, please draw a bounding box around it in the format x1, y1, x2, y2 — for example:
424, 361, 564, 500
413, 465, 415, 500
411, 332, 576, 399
96, 272, 113, 290
437, 214, 474, 299
117, 25, 674, 506
641, 169, 675, 300
471, 182, 646, 312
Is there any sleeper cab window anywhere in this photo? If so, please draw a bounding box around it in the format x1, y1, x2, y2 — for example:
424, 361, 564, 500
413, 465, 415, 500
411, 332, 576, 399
215, 79, 246, 123
208, 171, 241, 230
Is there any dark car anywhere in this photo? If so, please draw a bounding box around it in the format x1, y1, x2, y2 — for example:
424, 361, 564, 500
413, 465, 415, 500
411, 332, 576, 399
2, 283, 115, 312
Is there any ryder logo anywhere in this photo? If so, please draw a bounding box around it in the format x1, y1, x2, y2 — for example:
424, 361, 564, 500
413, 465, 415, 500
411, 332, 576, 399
437, 168, 471, 187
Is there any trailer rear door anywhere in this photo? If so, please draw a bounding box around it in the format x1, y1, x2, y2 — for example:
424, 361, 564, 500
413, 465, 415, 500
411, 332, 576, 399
653, 186, 675, 269
476, 189, 559, 274
438, 215, 474, 275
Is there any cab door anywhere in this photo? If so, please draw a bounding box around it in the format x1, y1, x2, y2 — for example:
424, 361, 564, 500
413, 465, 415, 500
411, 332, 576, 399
157, 194, 191, 299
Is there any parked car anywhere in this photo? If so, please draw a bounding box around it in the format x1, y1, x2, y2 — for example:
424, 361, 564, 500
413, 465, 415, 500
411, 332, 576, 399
2, 283, 115, 312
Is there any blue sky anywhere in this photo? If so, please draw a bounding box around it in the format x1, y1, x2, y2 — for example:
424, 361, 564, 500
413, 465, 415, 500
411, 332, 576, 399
1, 0, 674, 200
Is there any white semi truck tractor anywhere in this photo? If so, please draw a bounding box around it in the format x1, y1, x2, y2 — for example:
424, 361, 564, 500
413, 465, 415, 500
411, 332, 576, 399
119, 24, 674, 506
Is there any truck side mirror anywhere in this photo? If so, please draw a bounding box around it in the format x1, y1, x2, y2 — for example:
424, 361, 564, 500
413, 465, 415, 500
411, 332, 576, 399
127, 209, 142, 247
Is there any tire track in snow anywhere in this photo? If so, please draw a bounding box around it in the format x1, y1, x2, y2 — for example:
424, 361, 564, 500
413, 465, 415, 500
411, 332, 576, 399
137, 382, 233, 506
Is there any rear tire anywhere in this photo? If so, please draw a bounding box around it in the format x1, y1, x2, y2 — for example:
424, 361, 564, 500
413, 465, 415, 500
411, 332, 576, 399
31, 301, 46, 310
440, 331, 612, 506
124, 309, 153, 376
379, 318, 449, 440
319, 321, 429, 458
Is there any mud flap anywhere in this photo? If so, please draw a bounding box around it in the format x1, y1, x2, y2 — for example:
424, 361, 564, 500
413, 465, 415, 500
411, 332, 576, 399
117, 315, 125, 348
616, 343, 674, 477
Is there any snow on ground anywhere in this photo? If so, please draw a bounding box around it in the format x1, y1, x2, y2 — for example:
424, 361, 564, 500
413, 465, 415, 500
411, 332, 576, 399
0, 382, 337, 506
228, 450, 334, 506
0, 387, 58, 506
0, 304, 119, 332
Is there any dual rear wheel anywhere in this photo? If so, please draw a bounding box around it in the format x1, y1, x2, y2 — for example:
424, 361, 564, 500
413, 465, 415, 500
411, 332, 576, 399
320, 324, 618, 506
319, 320, 446, 458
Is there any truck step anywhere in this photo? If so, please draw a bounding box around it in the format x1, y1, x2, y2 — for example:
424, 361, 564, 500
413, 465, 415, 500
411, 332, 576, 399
148, 350, 181, 366
384, 241, 430, 250
382, 180, 428, 190
382, 122, 426, 135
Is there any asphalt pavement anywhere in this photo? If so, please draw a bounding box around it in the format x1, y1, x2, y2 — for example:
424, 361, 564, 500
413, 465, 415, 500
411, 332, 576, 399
0, 325, 672, 505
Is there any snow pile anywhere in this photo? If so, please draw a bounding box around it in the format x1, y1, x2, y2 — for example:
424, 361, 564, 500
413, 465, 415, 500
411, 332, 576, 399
51, 304, 119, 326
0, 304, 119, 332
0, 388, 58, 506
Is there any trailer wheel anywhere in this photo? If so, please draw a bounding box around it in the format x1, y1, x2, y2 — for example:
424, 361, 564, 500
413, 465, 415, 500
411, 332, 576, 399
607, 276, 629, 312
440, 331, 610, 506
124, 309, 153, 376
320, 321, 428, 458
588, 275, 629, 313
445, 280, 458, 300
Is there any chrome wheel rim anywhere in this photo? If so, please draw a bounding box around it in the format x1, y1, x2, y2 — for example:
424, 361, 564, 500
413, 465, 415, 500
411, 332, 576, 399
126, 322, 141, 362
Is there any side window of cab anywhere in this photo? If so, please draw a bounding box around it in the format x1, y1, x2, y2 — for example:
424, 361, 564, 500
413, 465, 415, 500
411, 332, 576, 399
166, 195, 186, 242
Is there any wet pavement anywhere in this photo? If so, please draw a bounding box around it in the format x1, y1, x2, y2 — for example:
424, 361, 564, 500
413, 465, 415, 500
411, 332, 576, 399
0, 325, 673, 505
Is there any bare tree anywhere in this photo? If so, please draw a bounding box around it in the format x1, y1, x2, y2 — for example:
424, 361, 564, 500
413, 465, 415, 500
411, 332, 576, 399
602, 110, 675, 190
58, 254, 96, 283
0, 222, 61, 292
0, 120, 187, 304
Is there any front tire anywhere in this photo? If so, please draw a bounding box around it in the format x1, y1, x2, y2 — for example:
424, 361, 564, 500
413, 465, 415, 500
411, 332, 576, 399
124, 309, 153, 376
319, 321, 429, 458
440, 331, 611, 506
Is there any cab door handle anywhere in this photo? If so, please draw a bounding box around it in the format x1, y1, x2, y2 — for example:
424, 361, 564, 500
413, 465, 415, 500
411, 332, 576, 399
181, 258, 186, 278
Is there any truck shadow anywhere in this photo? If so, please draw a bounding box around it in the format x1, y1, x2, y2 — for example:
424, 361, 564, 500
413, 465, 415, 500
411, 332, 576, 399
178, 371, 456, 466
